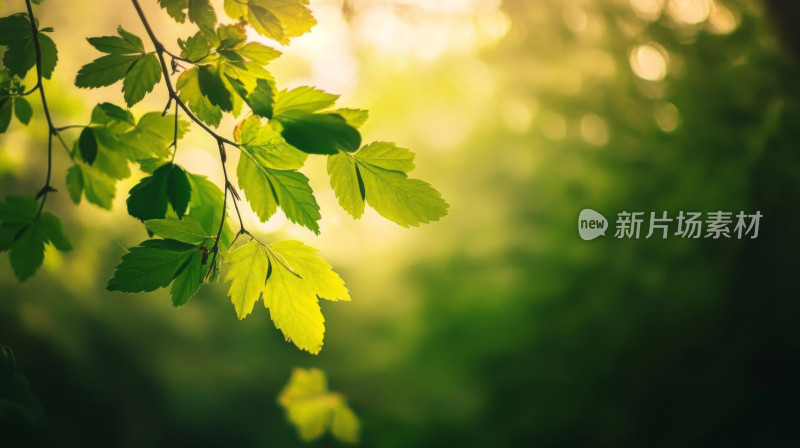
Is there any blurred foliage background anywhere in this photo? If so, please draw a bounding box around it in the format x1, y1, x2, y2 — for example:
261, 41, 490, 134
2, 0, 800, 446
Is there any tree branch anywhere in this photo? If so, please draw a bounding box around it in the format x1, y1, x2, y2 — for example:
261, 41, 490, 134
130, 0, 247, 277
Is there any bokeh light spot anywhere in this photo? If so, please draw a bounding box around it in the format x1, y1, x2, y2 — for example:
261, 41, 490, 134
630, 43, 669, 81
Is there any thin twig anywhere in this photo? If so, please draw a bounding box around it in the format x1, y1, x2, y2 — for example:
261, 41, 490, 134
24, 0, 61, 217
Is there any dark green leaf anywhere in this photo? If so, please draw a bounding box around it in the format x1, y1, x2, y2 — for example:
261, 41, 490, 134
9, 221, 45, 282
246, 79, 275, 118
37, 33, 58, 79
275, 111, 361, 155
106, 239, 196, 293
127, 164, 171, 222
78, 127, 98, 165
0, 98, 12, 133
39, 212, 72, 251
0, 15, 30, 45
13, 96, 33, 125
75, 54, 138, 88
167, 165, 191, 218
197, 65, 233, 112
171, 250, 204, 306
87, 26, 145, 55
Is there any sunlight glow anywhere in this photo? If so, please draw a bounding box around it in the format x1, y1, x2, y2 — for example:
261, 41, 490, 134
630, 0, 666, 21
667, 0, 711, 25
630, 43, 669, 81
581, 115, 609, 146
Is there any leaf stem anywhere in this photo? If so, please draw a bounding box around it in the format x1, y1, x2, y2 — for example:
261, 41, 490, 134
24, 0, 62, 218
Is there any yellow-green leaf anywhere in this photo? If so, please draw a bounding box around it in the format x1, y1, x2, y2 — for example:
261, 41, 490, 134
278, 368, 359, 444
224, 241, 269, 319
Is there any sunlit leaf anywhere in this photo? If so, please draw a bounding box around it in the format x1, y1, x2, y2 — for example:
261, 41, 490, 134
278, 368, 360, 443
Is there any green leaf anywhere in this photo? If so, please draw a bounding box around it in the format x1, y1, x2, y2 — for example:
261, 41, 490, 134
274, 86, 338, 115
37, 33, 58, 79
92, 102, 134, 125
224, 240, 349, 353
236, 42, 281, 64
0, 195, 38, 254
326, 152, 364, 219
357, 164, 448, 227
167, 164, 191, 218
170, 250, 204, 306
259, 244, 322, 351
269, 240, 350, 302
65, 165, 83, 203
217, 24, 248, 49
0, 196, 71, 282
117, 111, 189, 160
197, 65, 233, 112
186, 173, 232, 244
78, 127, 98, 165
145, 218, 210, 245
177, 67, 223, 127
275, 111, 361, 155
127, 163, 192, 222
9, 221, 45, 282
87, 26, 145, 54
244, 0, 317, 45
0, 15, 30, 45
224, 240, 270, 319
0, 14, 58, 80
237, 156, 321, 234
13, 96, 33, 125
158, 0, 217, 35
39, 212, 72, 252
333, 108, 368, 129
328, 144, 448, 226
122, 54, 161, 106
278, 368, 360, 443
0, 195, 39, 223
354, 141, 415, 172
0, 98, 12, 133
243, 78, 275, 118
107, 239, 196, 293
65, 163, 117, 209
237, 116, 306, 169
159, 0, 189, 22
75, 54, 138, 88
188, 0, 217, 35
179, 32, 211, 61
